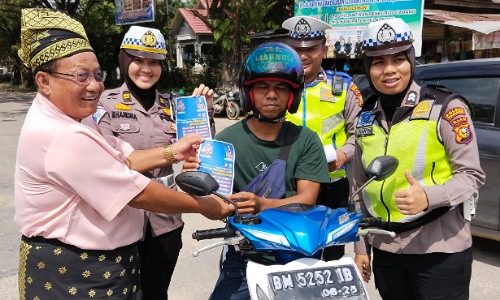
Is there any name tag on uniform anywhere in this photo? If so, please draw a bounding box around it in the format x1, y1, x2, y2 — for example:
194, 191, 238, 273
356, 127, 373, 136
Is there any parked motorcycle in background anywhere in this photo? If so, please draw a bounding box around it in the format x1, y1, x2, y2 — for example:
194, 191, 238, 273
176, 156, 399, 300
213, 86, 241, 120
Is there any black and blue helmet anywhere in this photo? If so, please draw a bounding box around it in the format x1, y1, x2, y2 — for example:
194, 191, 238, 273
239, 42, 304, 114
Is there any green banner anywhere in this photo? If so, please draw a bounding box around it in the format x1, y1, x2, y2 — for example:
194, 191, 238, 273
294, 0, 424, 56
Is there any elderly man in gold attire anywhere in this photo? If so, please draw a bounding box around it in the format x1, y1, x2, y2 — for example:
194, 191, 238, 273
15, 8, 233, 299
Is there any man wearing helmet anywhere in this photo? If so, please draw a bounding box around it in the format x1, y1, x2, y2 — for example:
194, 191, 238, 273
89, 26, 216, 300
282, 16, 363, 261
183, 42, 329, 299
352, 18, 485, 299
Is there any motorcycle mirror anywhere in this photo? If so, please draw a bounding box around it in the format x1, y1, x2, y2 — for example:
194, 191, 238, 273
175, 171, 241, 220
348, 155, 399, 213
175, 171, 219, 196
365, 155, 399, 181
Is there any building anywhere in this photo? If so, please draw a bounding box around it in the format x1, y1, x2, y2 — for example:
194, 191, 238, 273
422, 0, 500, 63
169, 0, 214, 70
168, 0, 500, 73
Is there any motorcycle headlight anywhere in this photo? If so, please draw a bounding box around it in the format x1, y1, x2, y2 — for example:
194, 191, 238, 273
228, 91, 234, 97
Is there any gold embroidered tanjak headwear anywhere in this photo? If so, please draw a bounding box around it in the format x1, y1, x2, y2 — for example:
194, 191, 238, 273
18, 8, 94, 72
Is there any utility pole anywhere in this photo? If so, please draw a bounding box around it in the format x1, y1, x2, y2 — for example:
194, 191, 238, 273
166, 0, 173, 61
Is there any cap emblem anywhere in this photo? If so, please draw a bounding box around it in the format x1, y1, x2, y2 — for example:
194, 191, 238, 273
141, 30, 157, 48
377, 23, 396, 44
295, 18, 311, 37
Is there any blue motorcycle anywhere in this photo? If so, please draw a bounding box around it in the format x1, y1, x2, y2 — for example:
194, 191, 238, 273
175, 156, 398, 300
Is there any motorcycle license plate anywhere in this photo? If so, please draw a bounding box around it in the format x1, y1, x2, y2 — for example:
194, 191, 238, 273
247, 257, 368, 300
268, 264, 364, 299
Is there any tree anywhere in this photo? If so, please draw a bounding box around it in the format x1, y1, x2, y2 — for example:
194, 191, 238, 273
190, 0, 293, 87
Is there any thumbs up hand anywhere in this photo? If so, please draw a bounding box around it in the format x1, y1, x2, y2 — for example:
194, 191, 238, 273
394, 170, 429, 215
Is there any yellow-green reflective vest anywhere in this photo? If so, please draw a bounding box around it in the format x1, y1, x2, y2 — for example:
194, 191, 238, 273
356, 99, 453, 222
287, 80, 347, 179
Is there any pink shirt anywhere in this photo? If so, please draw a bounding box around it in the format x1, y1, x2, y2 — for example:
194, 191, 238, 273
15, 93, 150, 250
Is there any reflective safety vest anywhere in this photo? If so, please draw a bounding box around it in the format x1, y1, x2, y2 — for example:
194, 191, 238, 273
355, 92, 454, 223
287, 72, 351, 179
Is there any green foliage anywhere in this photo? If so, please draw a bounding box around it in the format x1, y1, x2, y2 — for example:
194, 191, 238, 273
0, 0, 293, 89
158, 43, 222, 93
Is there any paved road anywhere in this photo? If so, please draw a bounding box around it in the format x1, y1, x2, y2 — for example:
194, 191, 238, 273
0, 90, 499, 299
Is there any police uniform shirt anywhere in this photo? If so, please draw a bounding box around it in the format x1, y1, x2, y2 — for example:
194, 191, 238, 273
93, 83, 182, 236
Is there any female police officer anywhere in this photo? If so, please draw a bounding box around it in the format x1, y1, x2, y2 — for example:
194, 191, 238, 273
92, 26, 216, 299
352, 18, 485, 300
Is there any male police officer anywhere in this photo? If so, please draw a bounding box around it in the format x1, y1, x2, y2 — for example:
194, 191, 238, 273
282, 16, 363, 261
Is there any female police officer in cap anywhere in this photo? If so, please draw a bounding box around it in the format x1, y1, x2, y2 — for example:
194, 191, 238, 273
92, 25, 216, 299
352, 18, 485, 300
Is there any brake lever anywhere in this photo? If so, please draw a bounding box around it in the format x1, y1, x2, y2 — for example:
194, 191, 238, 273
192, 236, 245, 257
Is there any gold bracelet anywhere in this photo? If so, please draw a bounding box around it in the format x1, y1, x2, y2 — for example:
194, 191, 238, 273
163, 145, 178, 164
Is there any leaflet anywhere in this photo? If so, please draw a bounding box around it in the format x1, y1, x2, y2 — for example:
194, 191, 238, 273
198, 140, 235, 195
175, 96, 212, 139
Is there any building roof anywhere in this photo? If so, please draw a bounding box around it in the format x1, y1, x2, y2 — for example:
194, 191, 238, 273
170, 7, 212, 35
424, 9, 500, 34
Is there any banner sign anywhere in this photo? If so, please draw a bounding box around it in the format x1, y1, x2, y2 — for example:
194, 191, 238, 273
473, 31, 500, 50
294, 0, 424, 57
115, 0, 155, 25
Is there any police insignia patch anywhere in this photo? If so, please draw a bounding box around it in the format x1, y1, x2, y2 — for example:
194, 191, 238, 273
377, 23, 397, 44
118, 123, 132, 131
114, 103, 132, 111
443, 106, 465, 122
453, 122, 473, 144
357, 111, 375, 127
406, 91, 417, 105
350, 84, 363, 107
320, 87, 335, 102
141, 30, 157, 47
122, 91, 131, 102
410, 100, 434, 119
162, 108, 171, 116
295, 18, 312, 36
93, 106, 107, 124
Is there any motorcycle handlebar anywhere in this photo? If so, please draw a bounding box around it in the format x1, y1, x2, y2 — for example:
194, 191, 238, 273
192, 227, 235, 241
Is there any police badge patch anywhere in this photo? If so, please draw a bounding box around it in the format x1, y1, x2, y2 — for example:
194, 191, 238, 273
356, 111, 375, 136
357, 111, 375, 127
453, 122, 473, 144
377, 23, 397, 44
410, 100, 434, 120
295, 18, 312, 36
406, 91, 417, 105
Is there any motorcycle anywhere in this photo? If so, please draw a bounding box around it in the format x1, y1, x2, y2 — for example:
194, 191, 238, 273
213, 87, 241, 120
175, 155, 398, 300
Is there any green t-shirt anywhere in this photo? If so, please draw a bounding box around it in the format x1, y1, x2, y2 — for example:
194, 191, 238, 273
215, 117, 329, 198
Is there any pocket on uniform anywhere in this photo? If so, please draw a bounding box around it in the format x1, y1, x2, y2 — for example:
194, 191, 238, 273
162, 120, 177, 135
